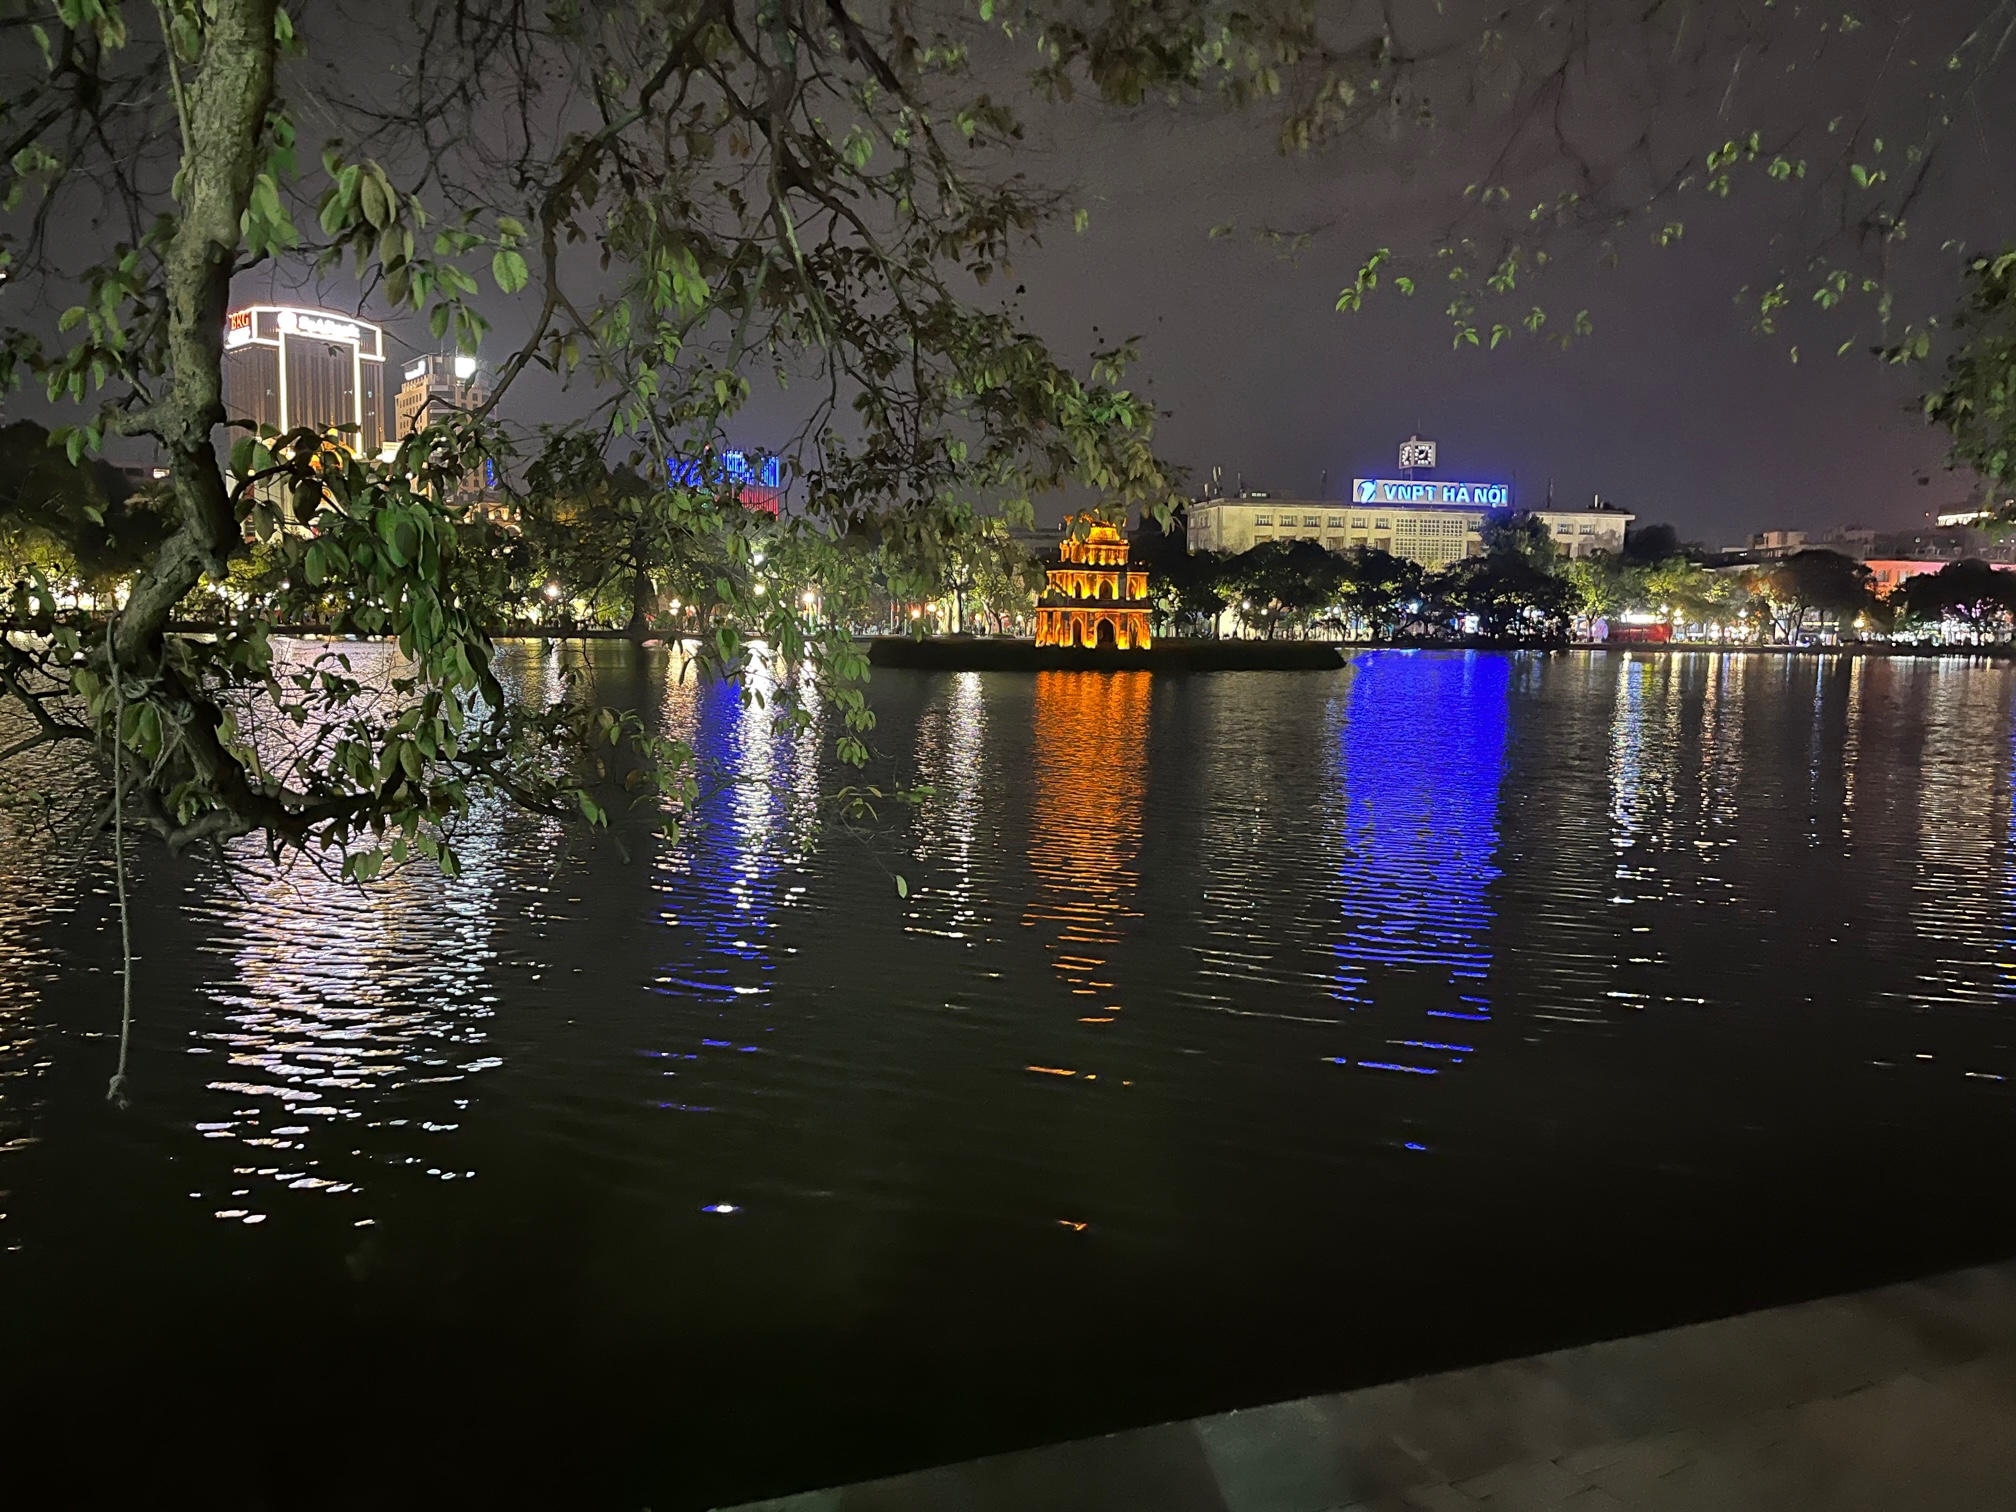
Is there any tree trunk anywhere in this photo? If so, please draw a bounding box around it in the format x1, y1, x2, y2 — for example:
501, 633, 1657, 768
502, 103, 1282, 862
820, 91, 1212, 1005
626, 570, 652, 639
108, 0, 282, 847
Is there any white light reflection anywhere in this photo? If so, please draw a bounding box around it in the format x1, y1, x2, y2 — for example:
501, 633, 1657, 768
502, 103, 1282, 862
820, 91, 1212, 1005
906, 672, 992, 940
183, 641, 534, 1216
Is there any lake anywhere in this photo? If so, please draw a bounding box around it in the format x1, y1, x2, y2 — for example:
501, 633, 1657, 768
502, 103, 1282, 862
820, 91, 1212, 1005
3, 648, 2014, 1509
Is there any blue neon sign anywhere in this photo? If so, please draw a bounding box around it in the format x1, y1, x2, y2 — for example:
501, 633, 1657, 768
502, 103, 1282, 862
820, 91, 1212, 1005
669, 450, 782, 490
1352, 478, 1511, 508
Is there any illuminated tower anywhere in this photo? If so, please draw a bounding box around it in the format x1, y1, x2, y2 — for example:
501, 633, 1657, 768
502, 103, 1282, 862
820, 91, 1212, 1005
1034, 514, 1152, 650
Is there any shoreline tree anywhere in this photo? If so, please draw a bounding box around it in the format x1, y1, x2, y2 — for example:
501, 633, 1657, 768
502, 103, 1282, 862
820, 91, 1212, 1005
1, 1, 1217, 871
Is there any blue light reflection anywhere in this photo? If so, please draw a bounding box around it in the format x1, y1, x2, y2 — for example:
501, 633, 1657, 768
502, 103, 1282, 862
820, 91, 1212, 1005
1327, 652, 1511, 1014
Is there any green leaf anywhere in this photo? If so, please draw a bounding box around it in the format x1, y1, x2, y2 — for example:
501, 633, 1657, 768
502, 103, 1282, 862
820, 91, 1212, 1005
492, 247, 529, 294
894, 874, 909, 899
358, 172, 390, 231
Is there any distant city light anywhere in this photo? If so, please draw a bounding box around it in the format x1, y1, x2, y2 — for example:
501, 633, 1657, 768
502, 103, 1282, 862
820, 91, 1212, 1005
453, 354, 479, 380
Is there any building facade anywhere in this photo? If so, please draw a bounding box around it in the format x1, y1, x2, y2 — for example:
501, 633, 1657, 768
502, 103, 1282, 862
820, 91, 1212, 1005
1035, 516, 1151, 649
394, 351, 490, 443
1187, 492, 1631, 568
222, 305, 388, 455
669, 449, 784, 515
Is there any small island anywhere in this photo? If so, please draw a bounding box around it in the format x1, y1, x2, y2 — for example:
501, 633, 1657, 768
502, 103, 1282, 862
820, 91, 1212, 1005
874, 513, 1345, 669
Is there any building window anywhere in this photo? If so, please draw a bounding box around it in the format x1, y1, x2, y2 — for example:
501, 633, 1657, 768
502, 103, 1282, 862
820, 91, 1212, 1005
1252, 514, 1272, 526
1580, 523, 1595, 534
1325, 536, 1344, 550
1374, 517, 1390, 530
1328, 515, 1344, 528
1555, 522, 1573, 534
1304, 515, 1320, 527
1350, 516, 1368, 529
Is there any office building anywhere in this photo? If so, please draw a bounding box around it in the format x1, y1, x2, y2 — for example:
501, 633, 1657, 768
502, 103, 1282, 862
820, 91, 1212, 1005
1187, 486, 1631, 568
394, 351, 490, 443
221, 305, 387, 455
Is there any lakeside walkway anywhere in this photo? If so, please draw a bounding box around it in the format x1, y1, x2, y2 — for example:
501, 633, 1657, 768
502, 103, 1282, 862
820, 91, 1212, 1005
721, 1260, 2016, 1511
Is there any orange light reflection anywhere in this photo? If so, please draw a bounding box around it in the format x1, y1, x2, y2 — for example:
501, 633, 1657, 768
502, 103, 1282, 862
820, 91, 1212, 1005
1024, 670, 1149, 1014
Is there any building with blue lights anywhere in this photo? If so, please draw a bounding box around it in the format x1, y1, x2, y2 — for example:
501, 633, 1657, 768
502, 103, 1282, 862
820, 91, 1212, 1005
668, 449, 784, 515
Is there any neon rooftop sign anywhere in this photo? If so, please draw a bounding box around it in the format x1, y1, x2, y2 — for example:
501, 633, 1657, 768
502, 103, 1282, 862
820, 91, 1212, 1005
1353, 478, 1511, 509
222, 305, 385, 360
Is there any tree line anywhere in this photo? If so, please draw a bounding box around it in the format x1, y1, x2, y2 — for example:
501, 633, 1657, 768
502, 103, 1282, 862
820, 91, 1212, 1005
1128, 510, 2016, 646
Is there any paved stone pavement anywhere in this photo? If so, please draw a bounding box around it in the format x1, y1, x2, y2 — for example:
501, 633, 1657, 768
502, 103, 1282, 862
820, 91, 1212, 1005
718, 1260, 2016, 1511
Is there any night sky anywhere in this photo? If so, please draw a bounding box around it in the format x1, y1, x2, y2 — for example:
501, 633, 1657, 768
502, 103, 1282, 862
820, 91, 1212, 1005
988, 52, 2016, 546
730, 5, 2016, 545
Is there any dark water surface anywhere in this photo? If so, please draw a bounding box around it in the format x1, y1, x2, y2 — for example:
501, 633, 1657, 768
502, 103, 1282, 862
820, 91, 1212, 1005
4, 649, 2016, 1508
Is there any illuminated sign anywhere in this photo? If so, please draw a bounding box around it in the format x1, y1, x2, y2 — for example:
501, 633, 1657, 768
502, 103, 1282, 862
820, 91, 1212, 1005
279, 309, 362, 343
669, 450, 782, 490
226, 306, 384, 359
1398, 436, 1437, 470
1353, 478, 1511, 509
405, 361, 428, 381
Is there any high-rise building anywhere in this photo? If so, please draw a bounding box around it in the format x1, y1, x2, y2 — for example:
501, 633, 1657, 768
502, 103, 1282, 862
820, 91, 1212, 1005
391, 351, 509, 519
222, 305, 387, 455
393, 351, 491, 443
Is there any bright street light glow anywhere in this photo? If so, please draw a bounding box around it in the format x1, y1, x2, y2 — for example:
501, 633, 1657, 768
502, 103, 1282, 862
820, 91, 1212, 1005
454, 354, 478, 379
